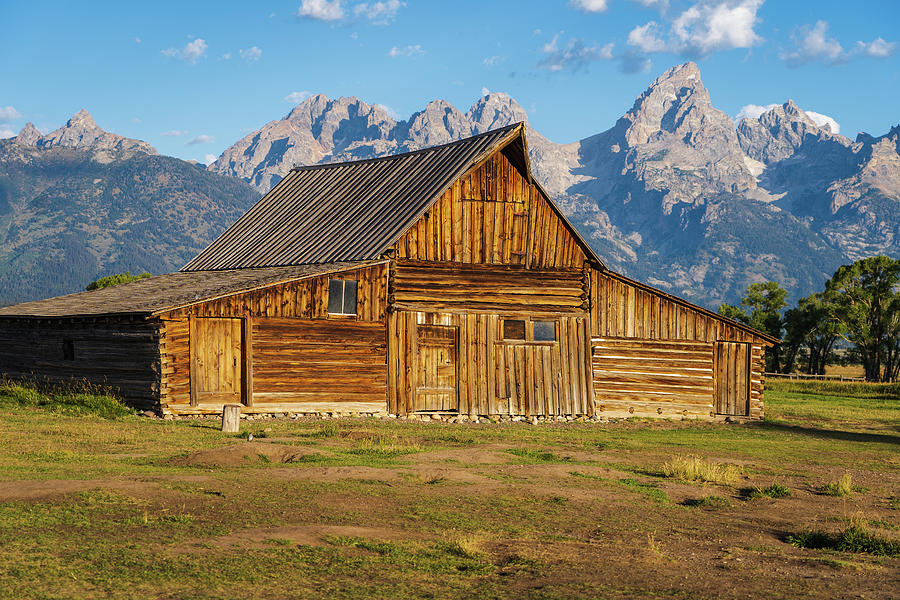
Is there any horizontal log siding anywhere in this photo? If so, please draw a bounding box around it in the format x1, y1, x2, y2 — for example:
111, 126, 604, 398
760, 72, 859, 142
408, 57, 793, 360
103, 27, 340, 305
391, 261, 589, 315
389, 311, 592, 417
591, 338, 715, 419
161, 263, 388, 322
590, 269, 764, 343
393, 152, 587, 269
0, 318, 161, 410
250, 318, 386, 407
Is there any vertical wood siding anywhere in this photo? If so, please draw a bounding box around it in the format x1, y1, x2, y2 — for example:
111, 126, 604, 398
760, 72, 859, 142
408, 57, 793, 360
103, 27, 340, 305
388, 311, 592, 416
393, 151, 587, 269
161, 263, 387, 322
590, 269, 762, 343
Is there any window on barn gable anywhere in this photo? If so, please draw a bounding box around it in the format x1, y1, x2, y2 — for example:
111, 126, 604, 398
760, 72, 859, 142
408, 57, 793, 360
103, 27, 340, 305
328, 279, 358, 315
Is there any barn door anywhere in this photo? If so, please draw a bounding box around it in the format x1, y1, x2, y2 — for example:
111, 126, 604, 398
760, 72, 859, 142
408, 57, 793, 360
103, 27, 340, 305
714, 342, 750, 416
415, 324, 458, 412
191, 318, 243, 406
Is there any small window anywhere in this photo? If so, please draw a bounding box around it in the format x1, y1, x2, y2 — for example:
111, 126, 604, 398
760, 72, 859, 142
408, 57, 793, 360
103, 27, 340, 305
533, 321, 557, 342
62, 339, 75, 361
328, 279, 358, 315
503, 319, 526, 340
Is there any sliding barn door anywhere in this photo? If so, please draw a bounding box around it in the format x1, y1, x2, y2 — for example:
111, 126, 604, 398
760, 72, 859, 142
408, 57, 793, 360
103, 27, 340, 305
714, 342, 750, 417
415, 324, 459, 412
191, 318, 243, 406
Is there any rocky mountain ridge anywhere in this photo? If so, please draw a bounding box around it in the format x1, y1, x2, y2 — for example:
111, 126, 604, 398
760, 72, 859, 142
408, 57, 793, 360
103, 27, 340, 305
0, 112, 258, 306
209, 62, 899, 305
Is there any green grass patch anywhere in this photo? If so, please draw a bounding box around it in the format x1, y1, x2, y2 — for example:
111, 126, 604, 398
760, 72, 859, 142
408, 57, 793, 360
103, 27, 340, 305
505, 448, 571, 463
617, 478, 670, 504
787, 523, 900, 557
741, 483, 792, 499
0, 380, 131, 419
822, 473, 856, 497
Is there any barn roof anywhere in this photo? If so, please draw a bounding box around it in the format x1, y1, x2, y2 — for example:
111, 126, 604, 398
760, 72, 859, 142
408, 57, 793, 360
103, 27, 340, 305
0, 261, 380, 319
182, 123, 604, 271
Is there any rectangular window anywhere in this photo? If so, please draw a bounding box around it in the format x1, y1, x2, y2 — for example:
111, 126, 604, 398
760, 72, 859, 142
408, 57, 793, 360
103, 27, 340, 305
328, 279, 358, 315
533, 321, 557, 342
62, 339, 75, 361
502, 319, 526, 340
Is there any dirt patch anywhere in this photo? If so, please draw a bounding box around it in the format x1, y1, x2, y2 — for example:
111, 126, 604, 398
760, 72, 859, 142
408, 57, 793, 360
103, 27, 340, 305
190, 524, 427, 550
0, 479, 154, 502
168, 441, 318, 468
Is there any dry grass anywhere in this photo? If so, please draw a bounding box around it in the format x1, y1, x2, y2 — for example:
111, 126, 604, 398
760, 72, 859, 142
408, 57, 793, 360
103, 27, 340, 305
823, 473, 855, 497
661, 455, 741, 485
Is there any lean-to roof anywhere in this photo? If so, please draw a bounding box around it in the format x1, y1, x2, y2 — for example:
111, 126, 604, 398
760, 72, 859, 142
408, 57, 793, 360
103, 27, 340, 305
0, 261, 380, 318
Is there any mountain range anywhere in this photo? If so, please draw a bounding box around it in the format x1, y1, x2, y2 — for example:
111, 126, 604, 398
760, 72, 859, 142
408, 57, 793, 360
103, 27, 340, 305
1, 62, 897, 308
0, 111, 259, 305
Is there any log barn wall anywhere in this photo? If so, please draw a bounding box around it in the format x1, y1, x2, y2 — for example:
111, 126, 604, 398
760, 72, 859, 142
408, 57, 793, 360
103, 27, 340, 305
158, 263, 388, 414
588, 268, 768, 419
388, 311, 592, 417
0, 317, 161, 410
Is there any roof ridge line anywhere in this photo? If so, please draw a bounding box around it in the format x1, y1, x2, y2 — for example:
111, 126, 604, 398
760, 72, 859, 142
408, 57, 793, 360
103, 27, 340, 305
289, 122, 523, 172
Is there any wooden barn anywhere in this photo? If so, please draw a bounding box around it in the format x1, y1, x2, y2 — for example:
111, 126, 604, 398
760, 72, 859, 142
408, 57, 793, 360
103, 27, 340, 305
0, 124, 777, 419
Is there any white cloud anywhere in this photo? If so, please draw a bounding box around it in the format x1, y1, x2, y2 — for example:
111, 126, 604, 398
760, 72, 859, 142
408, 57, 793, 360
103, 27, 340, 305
221, 52, 232, 60
0, 125, 15, 139
733, 103, 778, 123
182, 38, 208, 63
354, 0, 404, 23
161, 38, 208, 64
203, 153, 217, 165
733, 103, 841, 134
186, 134, 215, 145
631, 0, 668, 10
483, 55, 504, 67
781, 21, 845, 66
285, 91, 313, 103
240, 46, 262, 62
671, 0, 763, 56
539, 35, 613, 72
131, 117, 142, 124
805, 110, 840, 134
297, 0, 345, 21
388, 44, 424, 57
375, 103, 400, 120
627, 22, 668, 53
135, 37, 142, 44
481, 86, 490, 96
569, 0, 609, 12
855, 37, 897, 58
0, 106, 22, 122
160, 130, 187, 137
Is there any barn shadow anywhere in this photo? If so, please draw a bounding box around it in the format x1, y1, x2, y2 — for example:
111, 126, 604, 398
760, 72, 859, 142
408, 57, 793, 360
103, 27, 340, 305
750, 421, 900, 446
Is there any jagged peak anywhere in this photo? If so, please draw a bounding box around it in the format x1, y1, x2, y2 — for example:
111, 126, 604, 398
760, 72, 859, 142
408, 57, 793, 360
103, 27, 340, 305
653, 62, 702, 85
15, 122, 43, 146
68, 108, 97, 127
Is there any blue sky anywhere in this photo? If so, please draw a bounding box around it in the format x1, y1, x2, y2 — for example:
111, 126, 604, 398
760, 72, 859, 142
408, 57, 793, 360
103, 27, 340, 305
1, 0, 898, 163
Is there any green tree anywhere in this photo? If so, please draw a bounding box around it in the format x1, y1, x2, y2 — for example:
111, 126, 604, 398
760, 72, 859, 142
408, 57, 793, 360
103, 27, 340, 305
783, 292, 842, 375
86, 271, 152, 291
718, 281, 788, 372
825, 256, 900, 382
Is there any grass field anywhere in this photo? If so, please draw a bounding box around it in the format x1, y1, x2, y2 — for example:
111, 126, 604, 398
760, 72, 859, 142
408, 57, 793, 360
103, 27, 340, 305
0, 380, 898, 599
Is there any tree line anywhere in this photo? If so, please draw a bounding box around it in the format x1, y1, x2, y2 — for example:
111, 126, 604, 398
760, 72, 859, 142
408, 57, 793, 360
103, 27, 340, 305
719, 256, 900, 382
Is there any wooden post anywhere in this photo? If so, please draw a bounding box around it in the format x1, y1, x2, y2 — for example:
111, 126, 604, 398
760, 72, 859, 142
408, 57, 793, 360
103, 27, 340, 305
222, 404, 241, 433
